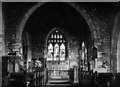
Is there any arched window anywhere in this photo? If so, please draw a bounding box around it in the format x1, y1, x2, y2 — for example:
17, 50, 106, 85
81, 41, 88, 71
47, 29, 66, 62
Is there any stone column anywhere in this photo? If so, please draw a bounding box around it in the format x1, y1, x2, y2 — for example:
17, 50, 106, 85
0, 2, 5, 87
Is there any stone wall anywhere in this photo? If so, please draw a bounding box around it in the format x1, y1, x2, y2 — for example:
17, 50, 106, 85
2, 2, 119, 73
84, 3, 119, 72
0, 2, 5, 86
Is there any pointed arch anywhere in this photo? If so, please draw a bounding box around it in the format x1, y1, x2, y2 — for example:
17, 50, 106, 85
46, 28, 67, 62
16, 2, 96, 53
45, 28, 67, 47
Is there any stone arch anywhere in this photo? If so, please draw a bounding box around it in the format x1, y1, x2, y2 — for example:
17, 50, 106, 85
14, 2, 98, 77
15, 2, 96, 57
68, 3, 96, 43
111, 12, 120, 73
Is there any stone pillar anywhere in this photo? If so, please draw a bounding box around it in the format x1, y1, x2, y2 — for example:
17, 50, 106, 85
117, 32, 120, 73
0, 2, 5, 87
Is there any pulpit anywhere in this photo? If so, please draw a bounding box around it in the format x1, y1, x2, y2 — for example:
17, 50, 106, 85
2, 56, 21, 79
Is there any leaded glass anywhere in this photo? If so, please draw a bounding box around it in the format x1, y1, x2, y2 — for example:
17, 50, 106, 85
47, 29, 66, 62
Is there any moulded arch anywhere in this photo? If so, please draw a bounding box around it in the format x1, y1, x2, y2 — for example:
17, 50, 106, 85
16, 2, 96, 46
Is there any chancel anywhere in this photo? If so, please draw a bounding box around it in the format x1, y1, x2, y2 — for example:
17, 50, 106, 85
1, 2, 120, 87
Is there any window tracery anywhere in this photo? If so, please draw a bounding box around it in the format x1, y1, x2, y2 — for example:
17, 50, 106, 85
47, 29, 66, 62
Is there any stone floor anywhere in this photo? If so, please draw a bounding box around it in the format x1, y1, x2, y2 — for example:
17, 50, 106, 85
4, 73, 120, 87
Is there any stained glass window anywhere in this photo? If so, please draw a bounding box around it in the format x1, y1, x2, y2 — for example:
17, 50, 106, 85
47, 29, 66, 62
47, 43, 53, 61
60, 43, 65, 61
82, 42, 85, 59
51, 34, 53, 38
81, 41, 88, 71
54, 43, 59, 61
